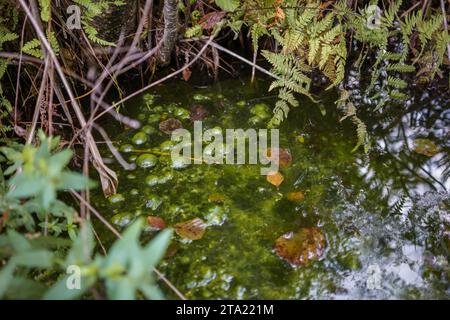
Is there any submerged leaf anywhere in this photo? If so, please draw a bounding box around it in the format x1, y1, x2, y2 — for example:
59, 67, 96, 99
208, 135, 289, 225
175, 218, 206, 240
275, 227, 326, 267
147, 216, 166, 230
159, 118, 182, 134
413, 138, 439, 157
286, 191, 305, 201
189, 105, 209, 121
265, 148, 293, 168
267, 171, 284, 187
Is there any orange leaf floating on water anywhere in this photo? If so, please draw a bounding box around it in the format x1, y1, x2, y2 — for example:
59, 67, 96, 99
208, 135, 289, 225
159, 118, 182, 134
265, 148, 292, 168
267, 171, 284, 187
275, 227, 326, 267
175, 218, 206, 240
147, 215, 166, 230
208, 193, 225, 203
286, 191, 305, 201
189, 105, 209, 121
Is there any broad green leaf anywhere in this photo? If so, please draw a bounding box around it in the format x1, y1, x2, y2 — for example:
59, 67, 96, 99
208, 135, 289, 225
7, 229, 31, 252
41, 183, 56, 210
12, 250, 53, 268
44, 275, 95, 300
143, 228, 173, 267
215, 0, 239, 12
7, 175, 46, 199
48, 149, 73, 175
58, 172, 95, 190
140, 283, 164, 300
4, 277, 46, 299
66, 222, 94, 266
0, 263, 15, 298
107, 278, 135, 300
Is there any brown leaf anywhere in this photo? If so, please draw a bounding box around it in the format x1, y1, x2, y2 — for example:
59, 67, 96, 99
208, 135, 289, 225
199, 11, 226, 30
159, 118, 182, 134
275, 227, 326, 267
189, 105, 209, 121
175, 218, 206, 240
265, 148, 292, 168
413, 138, 439, 157
267, 171, 284, 187
286, 191, 305, 201
147, 215, 166, 230
182, 68, 192, 81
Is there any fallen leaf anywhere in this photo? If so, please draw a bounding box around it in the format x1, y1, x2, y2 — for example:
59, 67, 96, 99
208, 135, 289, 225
199, 11, 226, 30
182, 68, 192, 81
175, 218, 206, 240
208, 193, 226, 203
267, 171, 284, 187
147, 216, 166, 230
265, 148, 293, 168
189, 105, 209, 121
159, 118, 182, 134
413, 138, 439, 157
286, 191, 305, 201
165, 243, 179, 257
275, 227, 326, 267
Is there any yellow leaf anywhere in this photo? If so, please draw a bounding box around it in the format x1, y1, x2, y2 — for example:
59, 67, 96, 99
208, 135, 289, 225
267, 172, 284, 187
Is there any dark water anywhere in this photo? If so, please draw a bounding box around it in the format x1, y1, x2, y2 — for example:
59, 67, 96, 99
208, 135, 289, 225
94, 77, 449, 299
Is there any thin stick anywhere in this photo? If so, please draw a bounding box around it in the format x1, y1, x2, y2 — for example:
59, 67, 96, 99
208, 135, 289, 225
92, 123, 136, 171
208, 41, 279, 80
19, 0, 118, 197
440, 0, 450, 61
90, 36, 215, 124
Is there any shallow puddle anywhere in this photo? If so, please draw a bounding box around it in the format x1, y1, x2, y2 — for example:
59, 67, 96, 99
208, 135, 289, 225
93, 77, 449, 299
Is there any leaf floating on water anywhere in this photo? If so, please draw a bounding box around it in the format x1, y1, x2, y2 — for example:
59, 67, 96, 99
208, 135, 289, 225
208, 193, 225, 203
159, 118, 182, 134
189, 105, 209, 121
175, 218, 206, 240
147, 216, 166, 230
286, 191, 305, 201
267, 171, 284, 187
413, 138, 439, 157
275, 227, 326, 267
265, 148, 293, 168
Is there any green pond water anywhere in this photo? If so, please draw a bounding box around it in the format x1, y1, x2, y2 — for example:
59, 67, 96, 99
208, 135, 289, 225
93, 77, 450, 299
